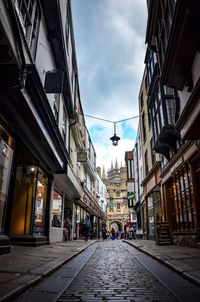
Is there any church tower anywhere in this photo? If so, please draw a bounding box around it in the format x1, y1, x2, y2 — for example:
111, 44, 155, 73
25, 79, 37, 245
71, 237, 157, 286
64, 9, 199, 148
104, 159, 129, 235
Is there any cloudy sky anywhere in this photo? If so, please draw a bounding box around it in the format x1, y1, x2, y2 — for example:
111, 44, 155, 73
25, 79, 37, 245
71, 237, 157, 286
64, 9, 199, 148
71, 0, 147, 171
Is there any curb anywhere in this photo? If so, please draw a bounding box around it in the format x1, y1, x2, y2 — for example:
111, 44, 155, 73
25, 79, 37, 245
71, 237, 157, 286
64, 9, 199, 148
123, 240, 200, 288
0, 241, 97, 302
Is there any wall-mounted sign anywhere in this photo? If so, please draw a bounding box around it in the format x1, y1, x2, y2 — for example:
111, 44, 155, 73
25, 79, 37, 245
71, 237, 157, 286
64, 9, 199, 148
127, 182, 134, 192
77, 151, 87, 162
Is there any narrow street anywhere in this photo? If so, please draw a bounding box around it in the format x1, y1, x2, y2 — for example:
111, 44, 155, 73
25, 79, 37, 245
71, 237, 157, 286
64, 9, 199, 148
15, 240, 200, 302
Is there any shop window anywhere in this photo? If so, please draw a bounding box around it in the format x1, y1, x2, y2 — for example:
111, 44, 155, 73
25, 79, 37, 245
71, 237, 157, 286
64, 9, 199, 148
167, 165, 195, 232
10, 165, 47, 235
0, 130, 14, 234
51, 191, 62, 227
34, 169, 48, 234
148, 195, 154, 237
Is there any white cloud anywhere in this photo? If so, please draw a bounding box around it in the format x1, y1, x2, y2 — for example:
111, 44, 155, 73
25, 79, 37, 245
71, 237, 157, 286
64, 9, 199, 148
71, 0, 147, 171
94, 138, 135, 172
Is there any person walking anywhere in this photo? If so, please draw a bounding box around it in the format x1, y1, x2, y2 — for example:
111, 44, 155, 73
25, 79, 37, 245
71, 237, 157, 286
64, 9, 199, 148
84, 215, 92, 242
111, 227, 115, 240
102, 227, 107, 240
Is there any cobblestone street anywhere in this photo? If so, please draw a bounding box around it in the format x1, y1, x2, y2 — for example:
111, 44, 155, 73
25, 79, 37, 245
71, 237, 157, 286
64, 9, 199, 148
57, 240, 179, 302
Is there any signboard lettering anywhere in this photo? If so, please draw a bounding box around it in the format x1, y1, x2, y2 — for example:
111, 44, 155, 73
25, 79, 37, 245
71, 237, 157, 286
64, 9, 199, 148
155, 222, 172, 245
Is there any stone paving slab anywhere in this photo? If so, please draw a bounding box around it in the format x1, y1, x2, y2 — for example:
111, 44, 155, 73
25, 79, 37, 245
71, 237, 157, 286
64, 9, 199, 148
123, 239, 200, 287
0, 240, 96, 302
1, 239, 200, 301
57, 241, 180, 302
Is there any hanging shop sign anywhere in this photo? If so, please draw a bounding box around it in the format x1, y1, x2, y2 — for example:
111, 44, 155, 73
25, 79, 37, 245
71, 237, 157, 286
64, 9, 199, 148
77, 151, 87, 162
127, 181, 134, 192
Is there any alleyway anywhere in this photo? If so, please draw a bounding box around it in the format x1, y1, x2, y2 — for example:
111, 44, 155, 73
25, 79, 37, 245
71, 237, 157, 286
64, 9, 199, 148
15, 240, 200, 302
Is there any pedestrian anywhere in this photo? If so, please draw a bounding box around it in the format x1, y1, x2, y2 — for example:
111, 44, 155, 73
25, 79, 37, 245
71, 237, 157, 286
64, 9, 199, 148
102, 227, 107, 240
83, 215, 92, 242
106, 230, 111, 239
63, 217, 72, 240
111, 227, 115, 240
52, 214, 61, 227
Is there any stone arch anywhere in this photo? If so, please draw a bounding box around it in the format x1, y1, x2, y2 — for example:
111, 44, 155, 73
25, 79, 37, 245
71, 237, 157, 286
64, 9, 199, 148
109, 220, 123, 232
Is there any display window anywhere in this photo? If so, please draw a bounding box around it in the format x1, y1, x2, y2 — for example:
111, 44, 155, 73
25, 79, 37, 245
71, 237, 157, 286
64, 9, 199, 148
10, 165, 48, 236
51, 191, 63, 228
167, 164, 195, 232
33, 169, 48, 234
147, 195, 154, 237
0, 125, 14, 234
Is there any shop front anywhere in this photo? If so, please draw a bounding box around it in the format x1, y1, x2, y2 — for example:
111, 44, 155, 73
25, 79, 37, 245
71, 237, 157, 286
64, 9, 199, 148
9, 160, 50, 245
146, 189, 162, 240
73, 199, 89, 239
142, 163, 162, 241
162, 142, 200, 247
73, 193, 104, 240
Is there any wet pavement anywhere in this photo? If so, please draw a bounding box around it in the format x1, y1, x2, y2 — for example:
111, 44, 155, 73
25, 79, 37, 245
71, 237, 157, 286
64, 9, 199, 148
56, 240, 180, 302
0, 240, 96, 302
124, 239, 200, 286
0, 239, 200, 301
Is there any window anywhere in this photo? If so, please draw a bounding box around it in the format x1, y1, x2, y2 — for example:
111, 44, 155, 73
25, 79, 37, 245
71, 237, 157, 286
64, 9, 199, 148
142, 112, 146, 142
15, 0, 41, 59
167, 165, 195, 232
51, 191, 62, 227
34, 170, 48, 234
146, 50, 158, 91
117, 203, 120, 209
10, 165, 48, 236
140, 91, 144, 108
65, 1, 70, 54
144, 150, 149, 175
62, 106, 67, 144
165, 98, 176, 124
116, 191, 120, 197
150, 138, 155, 165
150, 86, 166, 143
0, 129, 13, 235
53, 94, 60, 123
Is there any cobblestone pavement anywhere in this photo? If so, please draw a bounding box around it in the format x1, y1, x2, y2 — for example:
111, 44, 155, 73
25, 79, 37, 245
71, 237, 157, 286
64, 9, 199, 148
57, 240, 179, 302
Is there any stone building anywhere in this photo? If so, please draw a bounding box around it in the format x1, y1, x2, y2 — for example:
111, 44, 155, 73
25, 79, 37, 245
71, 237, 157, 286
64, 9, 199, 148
144, 0, 200, 246
102, 160, 129, 235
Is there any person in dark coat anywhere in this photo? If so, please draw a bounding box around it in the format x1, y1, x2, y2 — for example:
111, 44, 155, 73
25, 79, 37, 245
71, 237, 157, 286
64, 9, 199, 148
84, 215, 92, 241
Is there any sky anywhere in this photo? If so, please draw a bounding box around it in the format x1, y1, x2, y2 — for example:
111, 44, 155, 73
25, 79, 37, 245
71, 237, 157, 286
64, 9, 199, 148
71, 0, 147, 172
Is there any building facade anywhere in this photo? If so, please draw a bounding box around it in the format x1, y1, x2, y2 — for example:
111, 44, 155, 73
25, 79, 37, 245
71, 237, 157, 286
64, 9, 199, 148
139, 68, 162, 240
104, 160, 129, 235
145, 0, 200, 246
0, 0, 105, 254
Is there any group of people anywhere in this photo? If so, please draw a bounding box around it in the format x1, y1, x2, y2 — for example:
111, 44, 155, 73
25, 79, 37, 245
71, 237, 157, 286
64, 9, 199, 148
102, 227, 122, 240
52, 215, 136, 242
51, 215, 72, 240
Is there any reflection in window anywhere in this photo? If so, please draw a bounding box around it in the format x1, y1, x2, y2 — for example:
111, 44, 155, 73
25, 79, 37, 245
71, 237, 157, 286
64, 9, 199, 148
34, 170, 48, 234
167, 164, 195, 232
51, 191, 62, 227
10, 165, 47, 236
0, 138, 13, 234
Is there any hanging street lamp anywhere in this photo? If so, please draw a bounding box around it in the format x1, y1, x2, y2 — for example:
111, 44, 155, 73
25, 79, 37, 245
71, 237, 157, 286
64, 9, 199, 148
110, 122, 120, 146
